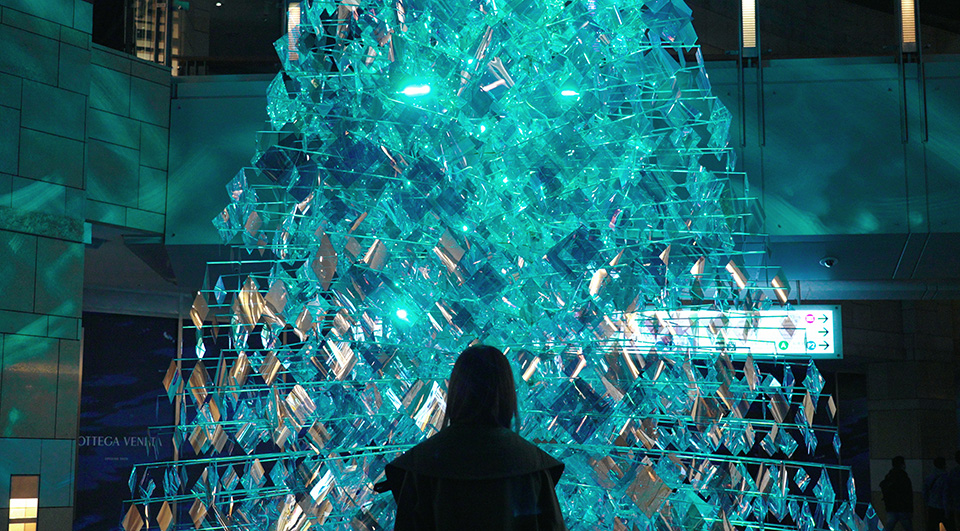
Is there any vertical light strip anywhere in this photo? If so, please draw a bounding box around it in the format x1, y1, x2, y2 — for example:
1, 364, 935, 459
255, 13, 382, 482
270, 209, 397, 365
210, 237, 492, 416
741, 0, 757, 50
901, 0, 917, 51
288, 2, 302, 61
171, 8, 181, 76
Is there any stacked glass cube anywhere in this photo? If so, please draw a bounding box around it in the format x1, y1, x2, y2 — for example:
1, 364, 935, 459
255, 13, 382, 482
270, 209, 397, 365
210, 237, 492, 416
123, 0, 875, 529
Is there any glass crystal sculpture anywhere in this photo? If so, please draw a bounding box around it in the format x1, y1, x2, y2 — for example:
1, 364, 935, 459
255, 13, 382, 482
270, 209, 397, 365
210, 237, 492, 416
124, 0, 873, 529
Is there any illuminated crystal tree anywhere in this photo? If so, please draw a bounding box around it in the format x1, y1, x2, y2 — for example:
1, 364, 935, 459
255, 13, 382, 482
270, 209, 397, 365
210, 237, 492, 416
123, 0, 875, 530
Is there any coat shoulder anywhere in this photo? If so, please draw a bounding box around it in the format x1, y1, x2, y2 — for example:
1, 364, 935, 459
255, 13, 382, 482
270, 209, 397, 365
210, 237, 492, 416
388, 425, 564, 481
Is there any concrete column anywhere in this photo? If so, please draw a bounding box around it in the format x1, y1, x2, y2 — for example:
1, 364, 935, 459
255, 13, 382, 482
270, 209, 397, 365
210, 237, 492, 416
0, 1, 91, 528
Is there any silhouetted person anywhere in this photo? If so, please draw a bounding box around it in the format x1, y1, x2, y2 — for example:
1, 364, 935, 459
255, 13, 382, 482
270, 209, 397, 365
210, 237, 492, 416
882, 456, 914, 531
379, 345, 568, 530
945, 451, 960, 531
924, 457, 948, 531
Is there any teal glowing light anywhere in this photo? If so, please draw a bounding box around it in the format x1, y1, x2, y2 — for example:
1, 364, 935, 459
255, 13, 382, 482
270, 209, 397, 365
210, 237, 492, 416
126, 0, 871, 529
400, 84, 431, 96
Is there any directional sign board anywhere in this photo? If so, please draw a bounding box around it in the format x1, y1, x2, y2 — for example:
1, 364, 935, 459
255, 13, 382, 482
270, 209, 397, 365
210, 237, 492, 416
633, 305, 842, 360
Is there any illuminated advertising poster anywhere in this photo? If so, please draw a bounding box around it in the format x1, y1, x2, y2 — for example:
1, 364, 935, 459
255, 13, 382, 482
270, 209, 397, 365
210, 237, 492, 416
74, 313, 179, 530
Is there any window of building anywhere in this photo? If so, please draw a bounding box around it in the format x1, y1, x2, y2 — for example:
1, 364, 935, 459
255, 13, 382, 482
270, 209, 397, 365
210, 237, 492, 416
93, 0, 286, 76
8, 475, 39, 531
287, 1, 301, 61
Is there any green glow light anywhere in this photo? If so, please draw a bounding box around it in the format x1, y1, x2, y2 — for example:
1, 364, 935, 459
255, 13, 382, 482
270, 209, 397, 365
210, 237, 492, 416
400, 84, 431, 96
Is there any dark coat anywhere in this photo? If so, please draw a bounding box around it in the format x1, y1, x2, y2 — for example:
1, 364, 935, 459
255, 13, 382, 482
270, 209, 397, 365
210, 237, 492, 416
881, 467, 914, 513
380, 424, 568, 531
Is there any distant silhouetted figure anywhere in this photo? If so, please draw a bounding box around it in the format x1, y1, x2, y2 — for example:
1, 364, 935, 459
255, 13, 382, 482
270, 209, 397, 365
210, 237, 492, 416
945, 451, 960, 531
924, 457, 948, 531
882, 456, 914, 531
378, 345, 568, 530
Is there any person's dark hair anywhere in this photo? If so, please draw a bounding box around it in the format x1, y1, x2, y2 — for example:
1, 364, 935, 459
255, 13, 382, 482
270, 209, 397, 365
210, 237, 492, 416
893, 456, 905, 468
443, 344, 518, 430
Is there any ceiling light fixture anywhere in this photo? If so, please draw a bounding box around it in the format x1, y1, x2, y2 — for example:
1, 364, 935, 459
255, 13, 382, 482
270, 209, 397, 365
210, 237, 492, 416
900, 0, 917, 52
741, 0, 757, 56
